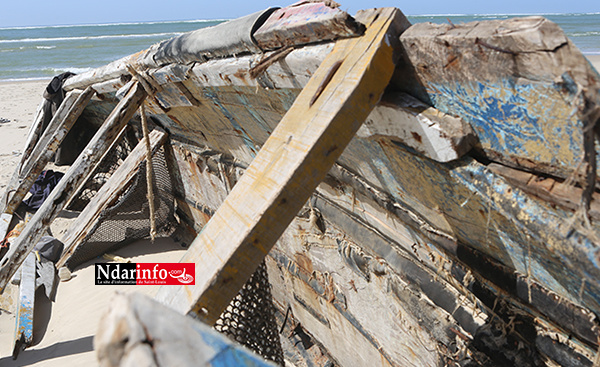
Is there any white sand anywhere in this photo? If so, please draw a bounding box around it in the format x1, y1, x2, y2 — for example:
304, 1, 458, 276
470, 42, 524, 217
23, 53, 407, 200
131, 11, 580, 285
588, 55, 600, 71
0, 80, 49, 194
0, 239, 187, 366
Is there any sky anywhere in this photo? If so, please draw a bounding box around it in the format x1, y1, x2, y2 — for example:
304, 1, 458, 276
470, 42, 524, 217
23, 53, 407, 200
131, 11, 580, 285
0, 0, 598, 27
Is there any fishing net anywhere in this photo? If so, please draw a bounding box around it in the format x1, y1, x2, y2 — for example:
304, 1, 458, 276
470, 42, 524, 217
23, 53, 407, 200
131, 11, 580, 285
64, 144, 175, 269
215, 261, 285, 366
67, 126, 138, 212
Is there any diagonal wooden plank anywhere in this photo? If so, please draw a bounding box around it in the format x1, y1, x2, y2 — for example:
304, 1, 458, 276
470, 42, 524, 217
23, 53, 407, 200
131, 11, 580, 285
1, 90, 83, 214
155, 8, 404, 324
0, 82, 147, 292
57, 129, 167, 268
0, 88, 95, 245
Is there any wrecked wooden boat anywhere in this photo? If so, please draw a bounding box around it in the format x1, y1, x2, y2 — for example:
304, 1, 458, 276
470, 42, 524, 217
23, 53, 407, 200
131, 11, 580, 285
1, 1, 600, 366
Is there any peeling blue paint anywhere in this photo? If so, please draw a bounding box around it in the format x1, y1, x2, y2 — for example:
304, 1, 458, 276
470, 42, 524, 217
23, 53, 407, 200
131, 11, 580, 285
342, 138, 600, 314
203, 89, 259, 158
198, 325, 275, 366
427, 80, 586, 174
451, 162, 600, 309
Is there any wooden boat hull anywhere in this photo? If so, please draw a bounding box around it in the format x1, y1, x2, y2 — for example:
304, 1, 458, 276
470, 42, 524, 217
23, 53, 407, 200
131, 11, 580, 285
5, 2, 600, 366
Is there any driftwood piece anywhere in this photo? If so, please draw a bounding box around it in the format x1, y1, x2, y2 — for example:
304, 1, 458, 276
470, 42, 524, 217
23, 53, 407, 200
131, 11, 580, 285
0, 82, 147, 292
253, 1, 364, 51
12, 252, 35, 358
154, 8, 405, 323
96, 292, 275, 367
357, 92, 477, 162
91, 77, 127, 95
57, 129, 167, 268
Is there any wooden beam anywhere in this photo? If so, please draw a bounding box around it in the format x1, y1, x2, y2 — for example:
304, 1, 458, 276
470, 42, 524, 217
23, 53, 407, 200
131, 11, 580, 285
253, 1, 363, 51
12, 252, 35, 358
1, 88, 95, 215
57, 129, 167, 268
0, 82, 147, 292
358, 92, 477, 162
396, 16, 599, 179
19, 99, 48, 170
154, 8, 403, 323
488, 163, 600, 220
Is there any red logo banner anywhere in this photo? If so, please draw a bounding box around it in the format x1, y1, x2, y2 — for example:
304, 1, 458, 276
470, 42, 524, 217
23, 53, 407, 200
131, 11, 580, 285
95, 263, 195, 285
136, 263, 195, 285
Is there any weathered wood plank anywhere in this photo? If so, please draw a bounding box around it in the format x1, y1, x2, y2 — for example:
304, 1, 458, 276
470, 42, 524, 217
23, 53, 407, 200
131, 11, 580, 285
489, 163, 600, 220
154, 8, 406, 323
196, 43, 332, 89
0, 82, 146, 292
12, 252, 35, 358
62, 52, 140, 92
56, 130, 167, 268
358, 137, 600, 313
253, 1, 363, 51
357, 92, 477, 162
3, 88, 95, 215
0, 90, 80, 215
96, 292, 276, 366
170, 140, 599, 365
0, 88, 94, 247
91, 77, 126, 95
397, 16, 600, 179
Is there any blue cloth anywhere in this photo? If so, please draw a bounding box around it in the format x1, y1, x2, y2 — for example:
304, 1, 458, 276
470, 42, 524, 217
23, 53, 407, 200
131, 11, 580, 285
23, 170, 64, 211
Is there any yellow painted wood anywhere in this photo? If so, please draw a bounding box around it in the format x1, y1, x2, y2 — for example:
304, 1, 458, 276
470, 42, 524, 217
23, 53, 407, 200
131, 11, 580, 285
155, 8, 403, 323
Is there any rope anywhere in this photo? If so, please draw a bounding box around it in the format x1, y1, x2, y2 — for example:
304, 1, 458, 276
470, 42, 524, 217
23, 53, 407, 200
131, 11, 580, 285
140, 103, 157, 241
126, 64, 159, 241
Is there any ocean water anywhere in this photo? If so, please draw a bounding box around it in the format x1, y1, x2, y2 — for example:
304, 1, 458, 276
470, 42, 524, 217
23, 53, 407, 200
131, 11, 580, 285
0, 13, 598, 81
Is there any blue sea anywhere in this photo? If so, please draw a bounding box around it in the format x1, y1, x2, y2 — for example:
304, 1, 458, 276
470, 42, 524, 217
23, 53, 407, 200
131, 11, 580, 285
0, 13, 598, 81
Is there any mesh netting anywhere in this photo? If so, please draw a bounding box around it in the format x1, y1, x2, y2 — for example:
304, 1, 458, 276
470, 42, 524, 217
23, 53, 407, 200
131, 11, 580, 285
67, 126, 138, 212
215, 261, 285, 366
65, 146, 175, 269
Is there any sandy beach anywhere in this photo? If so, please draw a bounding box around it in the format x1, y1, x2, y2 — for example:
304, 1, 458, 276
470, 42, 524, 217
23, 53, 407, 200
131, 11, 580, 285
589, 55, 600, 71
0, 80, 49, 195
0, 54, 599, 365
